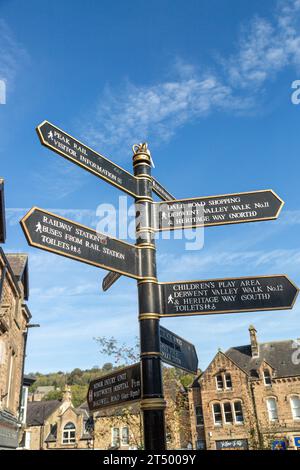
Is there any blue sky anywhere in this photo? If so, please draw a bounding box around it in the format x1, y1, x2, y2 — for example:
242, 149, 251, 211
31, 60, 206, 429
0, 0, 300, 373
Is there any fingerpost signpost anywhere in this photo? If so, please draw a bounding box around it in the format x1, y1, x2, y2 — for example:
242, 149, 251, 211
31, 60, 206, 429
21, 121, 299, 451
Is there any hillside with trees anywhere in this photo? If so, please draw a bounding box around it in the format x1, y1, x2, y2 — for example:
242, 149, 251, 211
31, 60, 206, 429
28, 336, 198, 408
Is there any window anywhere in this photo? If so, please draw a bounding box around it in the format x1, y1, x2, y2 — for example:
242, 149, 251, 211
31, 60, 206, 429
6, 351, 15, 410
213, 403, 222, 425
50, 423, 57, 439
266, 398, 278, 421
62, 422, 76, 444
112, 427, 120, 447
19, 386, 28, 424
216, 375, 224, 390
24, 431, 31, 450
225, 374, 232, 389
291, 396, 300, 420
121, 427, 129, 446
223, 402, 233, 423
263, 369, 272, 386
195, 406, 204, 426
234, 401, 244, 424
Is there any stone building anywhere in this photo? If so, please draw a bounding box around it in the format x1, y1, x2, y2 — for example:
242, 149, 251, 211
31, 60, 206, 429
0, 250, 31, 449
28, 385, 56, 402
93, 375, 192, 450
22, 386, 93, 449
189, 325, 300, 450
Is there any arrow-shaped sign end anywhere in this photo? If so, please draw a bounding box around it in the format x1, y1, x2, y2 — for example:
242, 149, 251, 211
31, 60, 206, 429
20, 207, 39, 246
269, 189, 285, 220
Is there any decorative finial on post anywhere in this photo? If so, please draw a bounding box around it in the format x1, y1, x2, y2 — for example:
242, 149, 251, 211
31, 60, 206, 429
132, 142, 152, 166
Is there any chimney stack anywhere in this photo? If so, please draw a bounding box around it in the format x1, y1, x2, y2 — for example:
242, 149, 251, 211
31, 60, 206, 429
249, 325, 259, 358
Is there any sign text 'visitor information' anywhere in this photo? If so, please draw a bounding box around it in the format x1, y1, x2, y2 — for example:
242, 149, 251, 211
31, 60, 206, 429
20, 207, 141, 279
37, 121, 138, 197
160, 276, 299, 317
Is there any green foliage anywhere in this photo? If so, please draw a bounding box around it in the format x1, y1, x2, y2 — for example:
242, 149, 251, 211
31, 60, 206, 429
44, 389, 63, 401
27, 364, 121, 405
70, 384, 89, 408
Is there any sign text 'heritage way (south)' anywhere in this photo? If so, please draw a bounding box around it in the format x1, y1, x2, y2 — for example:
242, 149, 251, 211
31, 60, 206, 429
160, 275, 299, 317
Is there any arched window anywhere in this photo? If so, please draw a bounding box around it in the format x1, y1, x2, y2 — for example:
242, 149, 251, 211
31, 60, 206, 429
62, 422, 76, 444
266, 398, 278, 421
290, 396, 300, 420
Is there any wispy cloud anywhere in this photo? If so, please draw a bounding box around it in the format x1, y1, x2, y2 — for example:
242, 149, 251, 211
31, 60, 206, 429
158, 248, 300, 279
0, 19, 28, 92
80, 0, 300, 155
224, 0, 300, 89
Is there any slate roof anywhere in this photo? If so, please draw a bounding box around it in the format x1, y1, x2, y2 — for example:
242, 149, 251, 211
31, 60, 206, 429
226, 340, 300, 378
26, 400, 61, 426
23, 374, 36, 387
6, 253, 27, 278
6, 253, 29, 300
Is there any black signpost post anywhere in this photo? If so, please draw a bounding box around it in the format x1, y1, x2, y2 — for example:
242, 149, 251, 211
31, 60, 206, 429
20, 120, 300, 452
100, 177, 176, 291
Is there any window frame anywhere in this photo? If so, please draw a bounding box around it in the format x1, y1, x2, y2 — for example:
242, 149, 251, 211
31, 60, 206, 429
62, 422, 76, 445
195, 405, 204, 427
223, 402, 234, 424
290, 396, 300, 420
111, 427, 120, 447
266, 397, 278, 422
121, 426, 129, 446
233, 400, 244, 424
215, 374, 224, 391
263, 369, 272, 386
212, 403, 223, 426
224, 373, 232, 390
